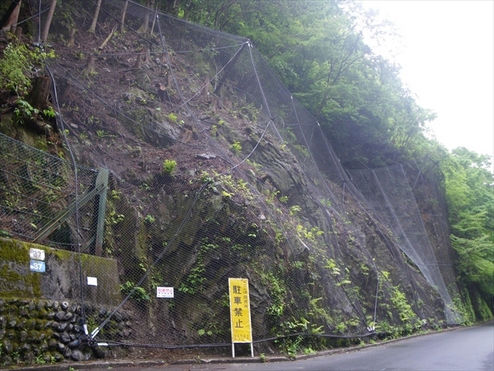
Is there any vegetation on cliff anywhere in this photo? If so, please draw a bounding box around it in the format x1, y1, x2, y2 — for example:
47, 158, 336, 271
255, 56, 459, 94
167, 0, 493, 322
0, 0, 492, 364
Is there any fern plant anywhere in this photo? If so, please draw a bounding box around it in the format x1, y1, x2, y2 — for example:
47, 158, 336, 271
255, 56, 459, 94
163, 159, 177, 175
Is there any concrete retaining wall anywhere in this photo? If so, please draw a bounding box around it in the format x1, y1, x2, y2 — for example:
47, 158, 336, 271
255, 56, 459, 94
0, 238, 129, 366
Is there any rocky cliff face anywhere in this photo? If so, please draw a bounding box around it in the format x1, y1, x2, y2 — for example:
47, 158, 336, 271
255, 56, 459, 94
0, 0, 461, 360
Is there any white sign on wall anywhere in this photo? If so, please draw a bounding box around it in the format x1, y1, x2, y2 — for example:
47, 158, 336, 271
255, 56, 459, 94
156, 287, 174, 298
29, 248, 45, 261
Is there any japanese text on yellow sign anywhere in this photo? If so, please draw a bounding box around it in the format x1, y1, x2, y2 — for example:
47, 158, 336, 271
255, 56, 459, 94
229, 278, 252, 343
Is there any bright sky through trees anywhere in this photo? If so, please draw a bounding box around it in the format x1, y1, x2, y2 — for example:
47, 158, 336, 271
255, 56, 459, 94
361, 0, 494, 170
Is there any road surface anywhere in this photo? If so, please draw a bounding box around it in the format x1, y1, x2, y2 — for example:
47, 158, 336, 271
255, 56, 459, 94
91, 322, 494, 371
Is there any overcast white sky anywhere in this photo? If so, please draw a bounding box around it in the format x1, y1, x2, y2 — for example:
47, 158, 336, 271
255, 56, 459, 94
360, 0, 494, 169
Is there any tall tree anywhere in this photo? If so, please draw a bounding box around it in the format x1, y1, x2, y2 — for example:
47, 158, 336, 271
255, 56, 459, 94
184, 0, 434, 167
41, 0, 57, 43
0, 0, 21, 33
88, 0, 102, 33
442, 148, 494, 320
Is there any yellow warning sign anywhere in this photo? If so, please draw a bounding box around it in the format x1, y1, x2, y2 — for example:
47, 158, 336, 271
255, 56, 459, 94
228, 278, 252, 343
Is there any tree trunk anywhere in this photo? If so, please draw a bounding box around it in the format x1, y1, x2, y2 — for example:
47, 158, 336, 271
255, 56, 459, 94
89, 0, 103, 33
120, 0, 129, 33
163, 0, 176, 14
134, 48, 151, 68
27, 76, 51, 110
99, 24, 117, 49
67, 27, 77, 47
82, 55, 96, 78
138, 13, 150, 34
41, 0, 57, 43
138, 0, 155, 34
150, 5, 159, 35
14, 25, 22, 40
0, 0, 21, 33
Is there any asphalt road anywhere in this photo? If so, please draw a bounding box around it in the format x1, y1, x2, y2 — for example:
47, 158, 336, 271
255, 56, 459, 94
58, 322, 494, 371
79, 322, 494, 371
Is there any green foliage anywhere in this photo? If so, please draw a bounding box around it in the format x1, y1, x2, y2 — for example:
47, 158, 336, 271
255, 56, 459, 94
217, 174, 255, 201
289, 205, 302, 216
325, 258, 341, 276
108, 210, 125, 225
140, 182, 151, 191
380, 270, 391, 282
210, 124, 218, 136
197, 328, 213, 336
258, 269, 286, 319
0, 43, 54, 96
452, 292, 475, 325
120, 281, 150, 303
282, 334, 304, 357
238, 103, 259, 121
110, 189, 122, 200
178, 239, 219, 295
451, 235, 494, 298
295, 224, 324, 243
35, 353, 47, 365
12, 98, 55, 126
144, 214, 156, 224
199, 170, 213, 183
13, 99, 39, 124
178, 263, 206, 294
96, 130, 111, 138
180, 1, 439, 167
277, 315, 324, 356
390, 286, 416, 323
162, 159, 177, 175
166, 112, 178, 122
221, 190, 232, 199
442, 148, 494, 314
42, 106, 56, 118
0, 43, 32, 95
230, 141, 242, 155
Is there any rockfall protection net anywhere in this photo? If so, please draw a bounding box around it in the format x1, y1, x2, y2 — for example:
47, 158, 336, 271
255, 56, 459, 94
0, 0, 461, 355
347, 164, 461, 324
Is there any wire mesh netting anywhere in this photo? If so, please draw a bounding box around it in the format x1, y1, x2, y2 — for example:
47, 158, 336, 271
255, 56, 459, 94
347, 164, 461, 324
0, 132, 99, 250
0, 0, 462, 357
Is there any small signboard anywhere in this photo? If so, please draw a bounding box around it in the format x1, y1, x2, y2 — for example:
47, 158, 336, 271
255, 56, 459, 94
228, 278, 254, 358
87, 277, 98, 286
30, 260, 46, 273
29, 248, 45, 261
157, 287, 174, 298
